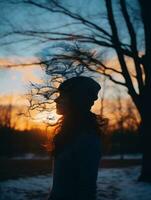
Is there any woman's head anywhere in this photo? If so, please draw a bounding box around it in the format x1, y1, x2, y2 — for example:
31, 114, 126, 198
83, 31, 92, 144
55, 76, 101, 116
51, 77, 102, 156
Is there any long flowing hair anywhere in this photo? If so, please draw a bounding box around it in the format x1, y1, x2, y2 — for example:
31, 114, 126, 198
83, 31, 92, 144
48, 76, 104, 157
51, 111, 104, 157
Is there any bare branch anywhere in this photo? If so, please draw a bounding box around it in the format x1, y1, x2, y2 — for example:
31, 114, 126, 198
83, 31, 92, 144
105, 0, 138, 102
120, 0, 144, 93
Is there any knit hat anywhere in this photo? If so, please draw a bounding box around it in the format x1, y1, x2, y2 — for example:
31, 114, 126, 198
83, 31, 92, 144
58, 76, 101, 101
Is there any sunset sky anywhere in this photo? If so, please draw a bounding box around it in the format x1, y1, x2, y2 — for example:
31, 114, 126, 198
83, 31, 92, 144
0, 0, 140, 130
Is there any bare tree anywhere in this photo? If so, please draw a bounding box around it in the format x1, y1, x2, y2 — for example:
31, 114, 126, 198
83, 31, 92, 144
0, 96, 17, 129
114, 87, 125, 160
1, 0, 151, 181
111, 86, 140, 160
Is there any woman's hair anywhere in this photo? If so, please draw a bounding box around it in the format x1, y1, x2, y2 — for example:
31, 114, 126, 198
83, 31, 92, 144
50, 76, 102, 157
51, 112, 103, 157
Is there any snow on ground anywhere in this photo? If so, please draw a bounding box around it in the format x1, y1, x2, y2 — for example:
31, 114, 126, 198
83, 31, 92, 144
0, 166, 151, 200
10, 153, 50, 160
10, 153, 142, 160
103, 154, 142, 160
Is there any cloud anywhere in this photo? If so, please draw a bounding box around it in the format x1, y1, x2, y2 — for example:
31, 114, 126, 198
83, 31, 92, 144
0, 93, 29, 106
0, 57, 45, 94
10, 66, 44, 84
0, 56, 39, 68
22, 67, 43, 84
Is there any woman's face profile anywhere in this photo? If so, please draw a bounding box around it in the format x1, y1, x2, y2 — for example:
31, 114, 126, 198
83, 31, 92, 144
55, 76, 101, 117
55, 92, 71, 115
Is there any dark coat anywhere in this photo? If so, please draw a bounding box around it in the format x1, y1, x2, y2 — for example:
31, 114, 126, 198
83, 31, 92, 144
48, 131, 101, 200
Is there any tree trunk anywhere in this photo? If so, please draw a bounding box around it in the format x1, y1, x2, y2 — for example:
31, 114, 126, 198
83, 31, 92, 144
139, 119, 151, 182
137, 91, 151, 182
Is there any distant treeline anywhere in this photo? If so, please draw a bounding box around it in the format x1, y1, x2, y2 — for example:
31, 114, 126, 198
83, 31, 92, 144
0, 127, 141, 157
109, 130, 141, 155
0, 127, 48, 156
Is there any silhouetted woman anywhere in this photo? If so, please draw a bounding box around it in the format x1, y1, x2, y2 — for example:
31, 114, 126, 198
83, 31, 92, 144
48, 76, 102, 200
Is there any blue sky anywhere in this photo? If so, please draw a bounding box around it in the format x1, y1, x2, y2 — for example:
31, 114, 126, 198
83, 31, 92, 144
0, 0, 106, 95
0, 0, 107, 57
0, 66, 44, 94
0, 0, 140, 58
0, 0, 140, 97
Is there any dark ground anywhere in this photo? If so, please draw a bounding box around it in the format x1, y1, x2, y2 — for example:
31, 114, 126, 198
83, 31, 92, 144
0, 158, 141, 181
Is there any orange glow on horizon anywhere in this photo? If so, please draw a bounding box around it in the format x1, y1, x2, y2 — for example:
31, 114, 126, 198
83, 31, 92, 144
0, 92, 140, 132
0, 56, 142, 132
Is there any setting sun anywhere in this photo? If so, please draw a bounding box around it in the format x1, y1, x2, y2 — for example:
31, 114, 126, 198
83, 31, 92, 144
34, 110, 61, 125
